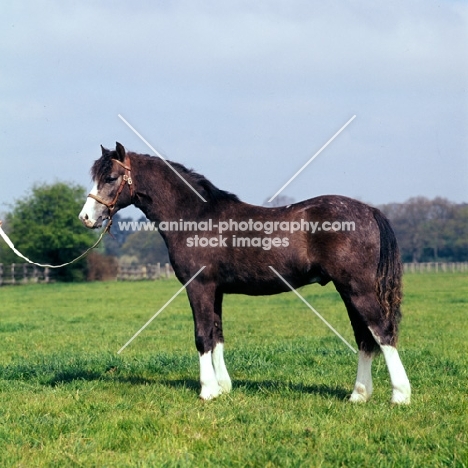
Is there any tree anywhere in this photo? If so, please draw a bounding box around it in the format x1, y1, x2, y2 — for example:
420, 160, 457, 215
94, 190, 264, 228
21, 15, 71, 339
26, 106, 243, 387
423, 197, 455, 261
445, 204, 468, 261
102, 212, 134, 257
5, 182, 98, 281
0, 216, 19, 265
380, 197, 468, 262
120, 216, 170, 264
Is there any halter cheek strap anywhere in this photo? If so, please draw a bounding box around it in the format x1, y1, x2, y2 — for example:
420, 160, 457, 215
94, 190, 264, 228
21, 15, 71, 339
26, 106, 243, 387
113, 159, 134, 195
87, 156, 134, 214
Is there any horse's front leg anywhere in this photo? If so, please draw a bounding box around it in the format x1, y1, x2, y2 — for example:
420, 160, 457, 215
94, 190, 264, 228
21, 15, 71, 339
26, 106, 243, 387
212, 291, 231, 394
186, 282, 228, 400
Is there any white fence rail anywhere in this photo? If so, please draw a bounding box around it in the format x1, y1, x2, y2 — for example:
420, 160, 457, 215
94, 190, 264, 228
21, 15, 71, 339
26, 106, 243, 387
0, 262, 175, 285
0, 263, 50, 285
403, 262, 468, 273
117, 263, 174, 281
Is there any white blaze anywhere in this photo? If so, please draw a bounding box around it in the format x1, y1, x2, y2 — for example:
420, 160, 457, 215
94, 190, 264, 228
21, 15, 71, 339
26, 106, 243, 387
79, 182, 101, 228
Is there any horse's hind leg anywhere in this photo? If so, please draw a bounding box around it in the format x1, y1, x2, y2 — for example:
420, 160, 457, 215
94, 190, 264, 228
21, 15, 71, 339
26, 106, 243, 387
344, 306, 377, 402
341, 289, 411, 404
350, 349, 374, 403
368, 327, 411, 404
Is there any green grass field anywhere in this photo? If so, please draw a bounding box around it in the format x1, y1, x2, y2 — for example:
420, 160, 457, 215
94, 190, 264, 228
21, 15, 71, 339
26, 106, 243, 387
0, 273, 466, 467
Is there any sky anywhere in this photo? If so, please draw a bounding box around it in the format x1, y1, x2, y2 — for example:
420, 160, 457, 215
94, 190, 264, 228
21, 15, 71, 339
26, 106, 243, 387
1, 0, 467, 220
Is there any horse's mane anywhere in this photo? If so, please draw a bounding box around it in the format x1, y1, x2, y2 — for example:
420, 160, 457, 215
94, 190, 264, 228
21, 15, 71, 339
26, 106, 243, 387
167, 160, 240, 203
91, 149, 240, 203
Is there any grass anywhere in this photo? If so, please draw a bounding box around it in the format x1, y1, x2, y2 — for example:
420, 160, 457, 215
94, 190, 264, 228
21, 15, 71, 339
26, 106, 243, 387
0, 274, 466, 467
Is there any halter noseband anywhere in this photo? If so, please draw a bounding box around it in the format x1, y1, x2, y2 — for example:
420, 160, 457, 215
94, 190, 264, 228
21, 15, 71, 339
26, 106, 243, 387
87, 156, 134, 215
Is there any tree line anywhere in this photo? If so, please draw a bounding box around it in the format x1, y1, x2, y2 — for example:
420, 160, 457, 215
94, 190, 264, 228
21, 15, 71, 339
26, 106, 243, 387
0, 182, 466, 282
379, 197, 468, 263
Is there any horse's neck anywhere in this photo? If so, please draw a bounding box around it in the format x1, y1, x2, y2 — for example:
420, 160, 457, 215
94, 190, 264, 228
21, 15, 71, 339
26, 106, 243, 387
131, 155, 207, 221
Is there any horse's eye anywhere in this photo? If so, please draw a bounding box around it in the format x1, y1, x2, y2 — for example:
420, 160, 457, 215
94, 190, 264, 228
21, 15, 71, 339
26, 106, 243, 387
105, 176, 118, 184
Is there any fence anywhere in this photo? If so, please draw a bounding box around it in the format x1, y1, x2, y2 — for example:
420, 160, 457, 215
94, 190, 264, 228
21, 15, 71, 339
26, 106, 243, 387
0, 262, 175, 285
117, 263, 174, 281
403, 262, 468, 273
123, 263, 467, 278
0, 263, 51, 285
1, 261, 466, 285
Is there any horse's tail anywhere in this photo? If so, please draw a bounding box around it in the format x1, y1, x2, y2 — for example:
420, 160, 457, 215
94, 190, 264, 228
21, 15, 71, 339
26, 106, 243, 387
373, 208, 403, 342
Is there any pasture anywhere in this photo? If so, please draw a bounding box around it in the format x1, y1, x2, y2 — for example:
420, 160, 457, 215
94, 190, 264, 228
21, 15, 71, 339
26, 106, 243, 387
0, 273, 466, 467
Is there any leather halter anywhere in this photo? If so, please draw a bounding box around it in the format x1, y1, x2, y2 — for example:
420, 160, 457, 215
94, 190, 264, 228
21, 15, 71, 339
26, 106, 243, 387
87, 156, 134, 215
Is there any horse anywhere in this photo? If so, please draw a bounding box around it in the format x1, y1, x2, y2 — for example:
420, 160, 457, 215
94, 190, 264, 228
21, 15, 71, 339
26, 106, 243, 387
79, 142, 411, 404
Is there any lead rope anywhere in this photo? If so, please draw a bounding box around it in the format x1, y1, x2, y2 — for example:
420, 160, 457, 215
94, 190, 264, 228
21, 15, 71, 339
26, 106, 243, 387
1, 157, 131, 269
0, 219, 111, 268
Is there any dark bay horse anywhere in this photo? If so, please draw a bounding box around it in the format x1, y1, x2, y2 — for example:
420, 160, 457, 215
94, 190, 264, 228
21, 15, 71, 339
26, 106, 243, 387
79, 142, 411, 404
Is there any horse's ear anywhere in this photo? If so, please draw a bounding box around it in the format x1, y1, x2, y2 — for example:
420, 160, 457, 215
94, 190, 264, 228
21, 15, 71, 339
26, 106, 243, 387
100, 144, 108, 155
115, 142, 126, 161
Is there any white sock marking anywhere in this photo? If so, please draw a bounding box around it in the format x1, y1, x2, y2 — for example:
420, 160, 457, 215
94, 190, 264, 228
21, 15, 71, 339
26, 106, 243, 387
368, 327, 411, 404
350, 350, 373, 403
380, 344, 411, 404
212, 343, 232, 393
199, 351, 221, 400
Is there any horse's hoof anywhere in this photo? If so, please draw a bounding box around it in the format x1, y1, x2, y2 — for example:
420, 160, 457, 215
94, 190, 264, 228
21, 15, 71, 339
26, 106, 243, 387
199, 393, 219, 401
349, 393, 368, 403
199, 383, 222, 401
349, 383, 371, 403
218, 379, 232, 394
391, 388, 411, 405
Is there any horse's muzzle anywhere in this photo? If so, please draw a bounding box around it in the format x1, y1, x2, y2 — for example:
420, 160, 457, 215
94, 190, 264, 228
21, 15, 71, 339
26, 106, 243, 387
79, 213, 104, 229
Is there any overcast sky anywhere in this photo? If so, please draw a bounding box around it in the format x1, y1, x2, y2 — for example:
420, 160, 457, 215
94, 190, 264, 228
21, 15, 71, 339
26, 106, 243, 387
1, 0, 467, 219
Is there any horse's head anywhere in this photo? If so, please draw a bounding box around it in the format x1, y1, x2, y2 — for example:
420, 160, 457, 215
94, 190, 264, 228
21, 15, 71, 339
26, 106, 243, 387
79, 142, 134, 229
